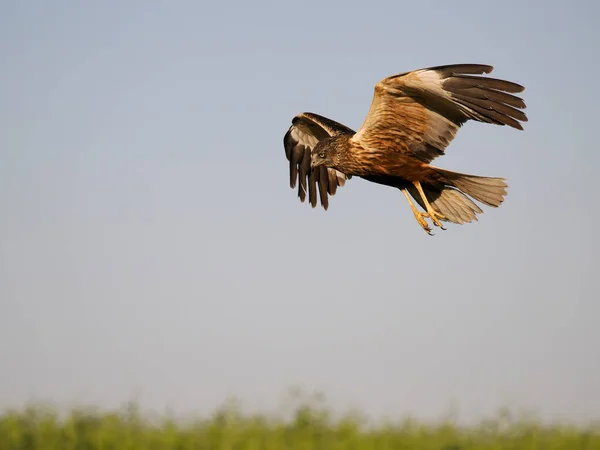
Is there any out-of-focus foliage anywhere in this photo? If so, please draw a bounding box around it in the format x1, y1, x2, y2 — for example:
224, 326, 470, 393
0, 399, 598, 450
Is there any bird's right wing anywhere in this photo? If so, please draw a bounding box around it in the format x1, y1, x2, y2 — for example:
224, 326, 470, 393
351, 64, 527, 164
284, 112, 355, 210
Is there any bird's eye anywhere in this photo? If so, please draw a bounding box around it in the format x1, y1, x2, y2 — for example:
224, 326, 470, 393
318, 152, 326, 158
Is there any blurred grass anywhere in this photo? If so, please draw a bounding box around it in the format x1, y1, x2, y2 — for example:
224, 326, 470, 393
0, 399, 598, 450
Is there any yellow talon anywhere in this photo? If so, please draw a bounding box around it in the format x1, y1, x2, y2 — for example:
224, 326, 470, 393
412, 181, 446, 230
401, 185, 447, 235
401, 189, 433, 235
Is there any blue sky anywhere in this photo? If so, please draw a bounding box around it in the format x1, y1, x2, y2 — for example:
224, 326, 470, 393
1, 0, 599, 423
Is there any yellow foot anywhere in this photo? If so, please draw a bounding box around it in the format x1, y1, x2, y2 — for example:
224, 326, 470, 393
410, 181, 447, 234
412, 210, 433, 235
423, 210, 447, 230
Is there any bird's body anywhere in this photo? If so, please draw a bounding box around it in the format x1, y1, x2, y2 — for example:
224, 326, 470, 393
312, 133, 439, 182
283, 64, 527, 234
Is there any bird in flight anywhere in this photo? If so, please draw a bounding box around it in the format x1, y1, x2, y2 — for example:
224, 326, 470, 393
283, 64, 527, 235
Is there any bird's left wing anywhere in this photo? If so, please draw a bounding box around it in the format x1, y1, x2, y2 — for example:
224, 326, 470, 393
284, 112, 355, 210
351, 64, 527, 164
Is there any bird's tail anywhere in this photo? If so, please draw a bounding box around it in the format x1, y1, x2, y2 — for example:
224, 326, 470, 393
408, 168, 508, 224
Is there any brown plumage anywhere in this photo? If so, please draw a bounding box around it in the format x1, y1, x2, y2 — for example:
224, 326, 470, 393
283, 64, 527, 235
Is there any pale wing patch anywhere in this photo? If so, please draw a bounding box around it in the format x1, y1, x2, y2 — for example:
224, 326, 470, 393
422, 109, 460, 151
290, 123, 319, 148
406, 69, 447, 98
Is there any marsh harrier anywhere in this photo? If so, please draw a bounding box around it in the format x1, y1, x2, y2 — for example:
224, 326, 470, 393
283, 64, 527, 235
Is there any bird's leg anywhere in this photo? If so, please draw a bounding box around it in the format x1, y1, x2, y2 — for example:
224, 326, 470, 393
401, 189, 433, 235
412, 181, 447, 230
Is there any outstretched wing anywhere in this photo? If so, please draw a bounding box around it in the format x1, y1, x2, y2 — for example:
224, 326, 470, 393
351, 64, 527, 164
284, 112, 355, 210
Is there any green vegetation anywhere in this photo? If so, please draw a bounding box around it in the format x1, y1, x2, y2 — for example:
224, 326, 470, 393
0, 399, 598, 450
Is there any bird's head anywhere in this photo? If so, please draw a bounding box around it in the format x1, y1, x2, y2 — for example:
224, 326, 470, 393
310, 138, 342, 171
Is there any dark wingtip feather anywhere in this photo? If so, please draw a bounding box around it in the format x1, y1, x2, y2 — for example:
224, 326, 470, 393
448, 87, 526, 109
452, 93, 528, 123
283, 129, 293, 161
309, 166, 318, 208
441, 70, 528, 130
444, 76, 525, 94
297, 146, 311, 202
327, 169, 338, 196
318, 166, 330, 209
430, 64, 494, 76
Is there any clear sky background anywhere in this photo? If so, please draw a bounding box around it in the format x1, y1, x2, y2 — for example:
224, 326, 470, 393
1, 0, 599, 424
